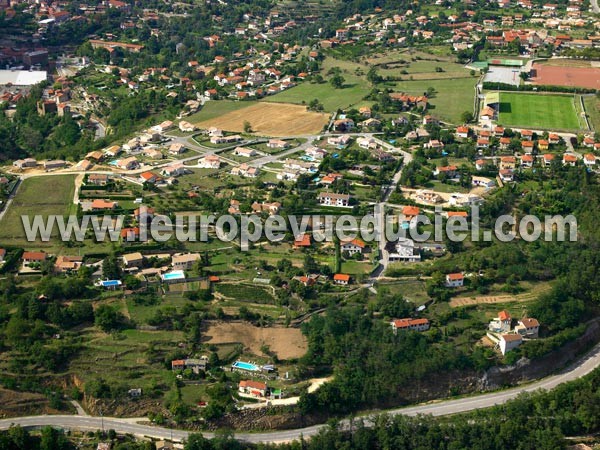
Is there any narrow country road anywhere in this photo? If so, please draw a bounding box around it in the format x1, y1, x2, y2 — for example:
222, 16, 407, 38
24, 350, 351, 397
1, 339, 600, 443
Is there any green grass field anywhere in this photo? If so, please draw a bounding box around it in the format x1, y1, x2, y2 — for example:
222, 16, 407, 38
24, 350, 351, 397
498, 93, 580, 130
393, 77, 478, 124
0, 175, 76, 251
186, 100, 256, 123
583, 95, 600, 131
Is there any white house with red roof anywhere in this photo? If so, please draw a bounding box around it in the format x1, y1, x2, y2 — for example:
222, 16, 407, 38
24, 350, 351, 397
340, 238, 367, 255
390, 318, 430, 333
445, 273, 464, 287
489, 310, 512, 333
515, 318, 540, 338
499, 333, 523, 355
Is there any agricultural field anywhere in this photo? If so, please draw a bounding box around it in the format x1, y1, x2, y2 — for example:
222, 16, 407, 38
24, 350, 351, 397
195, 102, 330, 136
0, 175, 76, 251
497, 92, 581, 130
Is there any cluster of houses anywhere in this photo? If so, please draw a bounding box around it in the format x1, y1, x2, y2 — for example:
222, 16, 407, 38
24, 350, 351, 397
487, 310, 540, 355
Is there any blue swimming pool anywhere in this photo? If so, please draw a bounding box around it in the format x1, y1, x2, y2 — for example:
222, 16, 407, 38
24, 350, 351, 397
162, 270, 185, 281
232, 361, 260, 371
101, 280, 121, 287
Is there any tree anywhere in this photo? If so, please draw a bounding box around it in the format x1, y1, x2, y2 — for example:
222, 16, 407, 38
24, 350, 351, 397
330, 74, 345, 89
243, 121, 252, 133
94, 304, 126, 332
461, 111, 474, 123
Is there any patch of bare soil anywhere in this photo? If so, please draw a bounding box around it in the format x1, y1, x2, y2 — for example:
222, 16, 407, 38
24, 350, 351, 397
204, 321, 308, 360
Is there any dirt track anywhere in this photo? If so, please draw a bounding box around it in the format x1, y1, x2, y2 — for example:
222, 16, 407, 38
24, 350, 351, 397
195, 102, 330, 136
204, 321, 308, 360
530, 63, 600, 90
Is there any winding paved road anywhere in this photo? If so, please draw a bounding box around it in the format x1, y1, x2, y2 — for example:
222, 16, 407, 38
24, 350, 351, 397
1, 339, 599, 444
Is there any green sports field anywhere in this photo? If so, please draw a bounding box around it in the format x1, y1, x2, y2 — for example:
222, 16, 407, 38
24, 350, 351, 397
497, 92, 581, 130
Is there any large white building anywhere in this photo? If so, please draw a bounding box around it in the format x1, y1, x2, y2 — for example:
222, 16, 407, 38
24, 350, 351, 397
0, 70, 48, 86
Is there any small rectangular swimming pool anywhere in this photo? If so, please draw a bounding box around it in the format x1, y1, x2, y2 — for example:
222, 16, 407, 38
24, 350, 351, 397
232, 361, 260, 371
162, 270, 186, 281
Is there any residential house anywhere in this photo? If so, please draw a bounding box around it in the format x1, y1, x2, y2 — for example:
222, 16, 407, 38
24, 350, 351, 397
168, 143, 186, 155
231, 163, 260, 178
161, 163, 188, 178
139, 172, 159, 184
472, 176, 495, 188
91, 199, 118, 211
22, 251, 47, 265
499, 169, 514, 182
317, 192, 351, 207
489, 310, 512, 333
584, 153, 596, 168
333, 118, 355, 132
172, 253, 201, 270
54, 255, 83, 273
210, 134, 242, 145
120, 227, 141, 242
521, 140, 534, 153
499, 333, 523, 355
445, 273, 464, 287
116, 157, 139, 171
390, 318, 430, 333
500, 156, 516, 170
537, 139, 549, 151
543, 153, 555, 166
151, 120, 173, 133
239, 380, 267, 397
143, 148, 164, 159
520, 153, 534, 168
333, 273, 351, 285
499, 137, 511, 149
433, 165, 458, 178
425, 139, 444, 150
305, 146, 328, 160
340, 238, 366, 255
456, 126, 470, 139
178, 121, 196, 132
233, 147, 257, 157
563, 153, 578, 166
293, 234, 311, 248
251, 201, 281, 215
515, 318, 540, 338
388, 237, 421, 262
521, 129, 533, 140
328, 135, 352, 146
477, 138, 490, 149
267, 139, 289, 149
198, 155, 221, 169
123, 252, 144, 268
